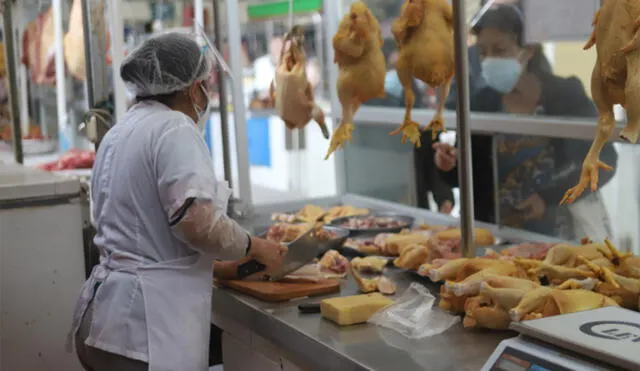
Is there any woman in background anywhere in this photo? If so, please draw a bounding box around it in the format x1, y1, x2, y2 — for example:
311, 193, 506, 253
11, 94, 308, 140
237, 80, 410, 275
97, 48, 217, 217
432, 3, 617, 241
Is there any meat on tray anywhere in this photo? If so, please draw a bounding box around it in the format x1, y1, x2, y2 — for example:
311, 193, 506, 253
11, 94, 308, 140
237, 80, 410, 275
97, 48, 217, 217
340, 216, 408, 230
37, 149, 95, 172
265, 223, 337, 244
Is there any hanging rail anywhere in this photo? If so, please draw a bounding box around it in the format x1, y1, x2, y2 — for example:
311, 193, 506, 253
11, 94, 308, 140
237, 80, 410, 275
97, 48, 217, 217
2, 0, 24, 164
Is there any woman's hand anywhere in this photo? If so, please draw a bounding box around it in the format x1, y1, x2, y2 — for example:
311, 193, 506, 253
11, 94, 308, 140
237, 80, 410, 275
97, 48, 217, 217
248, 237, 288, 275
433, 142, 457, 172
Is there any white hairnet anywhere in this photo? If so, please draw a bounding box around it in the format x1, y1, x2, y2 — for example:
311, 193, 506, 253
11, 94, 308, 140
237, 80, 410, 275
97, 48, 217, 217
120, 32, 213, 97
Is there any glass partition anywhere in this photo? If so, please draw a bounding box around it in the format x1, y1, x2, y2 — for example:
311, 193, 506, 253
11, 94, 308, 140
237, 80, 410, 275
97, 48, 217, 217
335, 0, 639, 250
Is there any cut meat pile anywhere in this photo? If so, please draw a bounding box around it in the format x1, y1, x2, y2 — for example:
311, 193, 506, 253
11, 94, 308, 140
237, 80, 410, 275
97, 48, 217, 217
37, 149, 95, 171
339, 216, 408, 230
421, 239, 640, 331
264, 222, 337, 244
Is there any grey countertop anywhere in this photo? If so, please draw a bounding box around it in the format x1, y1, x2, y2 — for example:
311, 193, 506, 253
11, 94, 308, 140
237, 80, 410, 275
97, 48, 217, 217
215, 194, 561, 370
212, 268, 514, 371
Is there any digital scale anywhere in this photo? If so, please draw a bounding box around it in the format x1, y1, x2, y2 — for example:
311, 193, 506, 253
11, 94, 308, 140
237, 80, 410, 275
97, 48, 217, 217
481, 307, 640, 371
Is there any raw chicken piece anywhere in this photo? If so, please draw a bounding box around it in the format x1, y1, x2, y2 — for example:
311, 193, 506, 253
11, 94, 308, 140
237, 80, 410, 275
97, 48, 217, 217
515, 260, 595, 285
269, 26, 328, 139
393, 244, 429, 270
439, 284, 469, 315
499, 243, 553, 260
351, 256, 389, 273
326, 1, 386, 159
562, 0, 640, 204
478, 277, 541, 311
445, 263, 526, 297
463, 296, 511, 330
296, 204, 326, 223
578, 256, 640, 309
541, 243, 608, 268
348, 263, 379, 293
383, 232, 430, 256
510, 288, 618, 322
318, 250, 349, 274
428, 258, 502, 282
390, 0, 454, 146
377, 276, 397, 295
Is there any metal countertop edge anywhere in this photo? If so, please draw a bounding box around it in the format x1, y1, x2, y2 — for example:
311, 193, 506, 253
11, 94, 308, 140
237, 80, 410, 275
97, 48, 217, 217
212, 287, 372, 371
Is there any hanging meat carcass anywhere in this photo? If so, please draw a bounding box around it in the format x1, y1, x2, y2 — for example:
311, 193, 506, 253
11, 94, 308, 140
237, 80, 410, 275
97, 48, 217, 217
64, 0, 112, 81
21, 8, 56, 85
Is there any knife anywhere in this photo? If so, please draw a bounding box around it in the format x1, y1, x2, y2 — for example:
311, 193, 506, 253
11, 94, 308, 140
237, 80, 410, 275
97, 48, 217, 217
237, 213, 328, 280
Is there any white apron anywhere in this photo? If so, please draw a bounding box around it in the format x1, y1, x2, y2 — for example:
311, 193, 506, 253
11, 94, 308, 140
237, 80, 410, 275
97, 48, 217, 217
69, 180, 232, 371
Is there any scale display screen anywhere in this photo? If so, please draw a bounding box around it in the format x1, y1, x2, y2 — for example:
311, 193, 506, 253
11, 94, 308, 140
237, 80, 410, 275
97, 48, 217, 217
490, 347, 572, 371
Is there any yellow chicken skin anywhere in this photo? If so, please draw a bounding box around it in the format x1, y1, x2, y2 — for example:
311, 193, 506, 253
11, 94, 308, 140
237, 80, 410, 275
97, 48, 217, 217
269, 29, 328, 138
510, 288, 618, 322
326, 1, 386, 160
390, 0, 454, 146
562, 0, 640, 204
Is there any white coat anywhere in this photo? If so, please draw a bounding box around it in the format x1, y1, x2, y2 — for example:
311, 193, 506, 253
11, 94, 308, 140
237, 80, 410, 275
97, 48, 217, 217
67, 101, 240, 371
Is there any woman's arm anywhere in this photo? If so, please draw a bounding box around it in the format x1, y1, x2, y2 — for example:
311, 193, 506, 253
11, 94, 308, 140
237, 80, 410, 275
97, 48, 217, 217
155, 122, 249, 260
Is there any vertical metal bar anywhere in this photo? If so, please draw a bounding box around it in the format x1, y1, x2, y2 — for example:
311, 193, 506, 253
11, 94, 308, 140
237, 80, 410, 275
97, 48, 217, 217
3, 0, 24, 164
226, 0, 253, 207
195, 0, 204, 30
81, 0, 110, 149
323, 0, 345, 195
109, 0, 126, 122
53, 0, 69, 151
81, 0, 95, 107
14, 0, 29, 136
213, 0, 233, 189
492, 134, 501, 227
452, 0, 476, 257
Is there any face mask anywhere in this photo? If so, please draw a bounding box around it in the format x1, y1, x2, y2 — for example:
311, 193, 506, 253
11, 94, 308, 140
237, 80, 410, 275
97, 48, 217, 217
481, 57, 523, 94
192, 84, 212, 133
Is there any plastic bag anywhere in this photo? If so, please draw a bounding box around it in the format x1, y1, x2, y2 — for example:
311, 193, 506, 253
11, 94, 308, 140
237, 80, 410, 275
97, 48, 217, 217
368, 283, 460, 339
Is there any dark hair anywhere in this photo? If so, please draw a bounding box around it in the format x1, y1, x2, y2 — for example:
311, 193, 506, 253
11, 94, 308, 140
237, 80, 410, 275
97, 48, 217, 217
472, 3, 552, 79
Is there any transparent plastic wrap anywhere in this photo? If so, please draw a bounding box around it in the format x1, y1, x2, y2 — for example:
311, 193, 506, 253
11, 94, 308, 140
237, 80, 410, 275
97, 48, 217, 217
368, 283, 460, 339
172, 198, 248, 261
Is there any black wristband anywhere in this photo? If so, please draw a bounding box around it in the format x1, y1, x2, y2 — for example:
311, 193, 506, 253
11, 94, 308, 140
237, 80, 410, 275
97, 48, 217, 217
245, 234, 252, 256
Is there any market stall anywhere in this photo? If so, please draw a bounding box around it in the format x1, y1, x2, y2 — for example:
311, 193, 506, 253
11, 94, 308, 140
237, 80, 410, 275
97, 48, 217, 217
210, 0, 640, 370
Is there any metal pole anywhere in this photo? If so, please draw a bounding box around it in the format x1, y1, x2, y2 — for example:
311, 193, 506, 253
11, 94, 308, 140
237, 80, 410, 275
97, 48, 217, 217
452, 0, 476, 258
213, 0, 233, 190
53, 0, 70, 151
226, 0, 253, 208
81, 0, 110, 149
2, 0, 23, 164
81, 0, 95, 107
109, 0, 126, 122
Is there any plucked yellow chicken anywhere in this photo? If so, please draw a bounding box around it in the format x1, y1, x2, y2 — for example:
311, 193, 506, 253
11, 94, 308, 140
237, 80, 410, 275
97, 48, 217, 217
325, 1, 386, 160
562, 0, 640, 204
509, 288, 618, 322
390, 0, 454, 146
269, 27, 329, 139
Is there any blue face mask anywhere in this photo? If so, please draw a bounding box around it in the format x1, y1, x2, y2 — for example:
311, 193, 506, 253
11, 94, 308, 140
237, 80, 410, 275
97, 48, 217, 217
481, 57, 523, 94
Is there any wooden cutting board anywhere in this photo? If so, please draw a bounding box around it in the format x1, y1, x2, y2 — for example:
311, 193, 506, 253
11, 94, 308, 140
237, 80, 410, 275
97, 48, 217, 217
218, 279, 341, 302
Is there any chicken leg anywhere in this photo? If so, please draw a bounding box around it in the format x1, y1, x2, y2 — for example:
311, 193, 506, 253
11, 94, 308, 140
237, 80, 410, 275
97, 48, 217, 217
389, 58, 423, 147
621, 50, 640, 144
325, 93, 358, 160
561, 62, 615, 204
424, 80, 451, 140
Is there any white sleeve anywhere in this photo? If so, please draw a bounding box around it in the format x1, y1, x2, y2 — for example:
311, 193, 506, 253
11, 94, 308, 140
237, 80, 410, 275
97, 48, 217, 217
155, 123, 248, 260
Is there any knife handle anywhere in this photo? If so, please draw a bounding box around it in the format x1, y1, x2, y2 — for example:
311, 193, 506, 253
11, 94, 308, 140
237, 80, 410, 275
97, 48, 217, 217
298, 303, 321, 314
236, 259, 266, 279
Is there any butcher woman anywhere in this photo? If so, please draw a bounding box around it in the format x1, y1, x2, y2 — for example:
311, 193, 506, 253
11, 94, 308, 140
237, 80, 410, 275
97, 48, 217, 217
68, 32, 287, 371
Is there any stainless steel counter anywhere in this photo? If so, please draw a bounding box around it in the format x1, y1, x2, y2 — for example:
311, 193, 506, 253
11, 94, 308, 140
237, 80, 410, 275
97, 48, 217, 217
216, 194, 563, 371
213, 268, 514, 371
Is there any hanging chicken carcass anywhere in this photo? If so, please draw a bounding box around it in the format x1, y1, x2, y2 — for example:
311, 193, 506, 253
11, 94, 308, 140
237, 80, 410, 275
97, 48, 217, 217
561, 0, 640, 204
